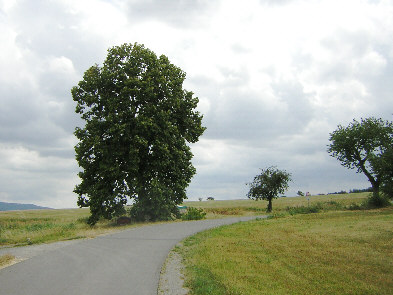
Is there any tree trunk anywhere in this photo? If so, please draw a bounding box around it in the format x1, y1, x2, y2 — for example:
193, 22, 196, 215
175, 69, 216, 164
359, 160, 380, 198
372, 184, 380, 199
267, 199, 272, 212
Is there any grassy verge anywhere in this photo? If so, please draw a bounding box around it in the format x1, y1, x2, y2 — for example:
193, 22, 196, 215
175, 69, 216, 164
0, 208, 142, 247
180, 207, 393, 295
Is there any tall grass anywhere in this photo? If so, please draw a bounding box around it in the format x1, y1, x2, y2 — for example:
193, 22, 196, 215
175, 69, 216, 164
0, 208, 137, 246
180, 207, 393, 295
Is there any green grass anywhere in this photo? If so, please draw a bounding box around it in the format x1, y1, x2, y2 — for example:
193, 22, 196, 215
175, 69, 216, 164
180, 207, 393, 295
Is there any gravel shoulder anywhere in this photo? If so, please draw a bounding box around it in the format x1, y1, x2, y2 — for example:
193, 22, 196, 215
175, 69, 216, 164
158, 245, 189, 295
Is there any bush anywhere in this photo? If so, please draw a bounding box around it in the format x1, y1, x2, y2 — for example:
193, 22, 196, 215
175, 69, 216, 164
366, 194, 391, 208
181, 207, 207, 221
347, 203, 365, 210
347, 194, 391, 210
287, 205, 321, 215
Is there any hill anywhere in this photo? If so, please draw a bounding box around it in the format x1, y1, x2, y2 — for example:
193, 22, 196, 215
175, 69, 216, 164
0, 201, 52, 211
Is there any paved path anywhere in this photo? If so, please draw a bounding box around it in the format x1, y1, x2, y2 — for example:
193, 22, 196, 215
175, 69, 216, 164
0, 216, 265, 295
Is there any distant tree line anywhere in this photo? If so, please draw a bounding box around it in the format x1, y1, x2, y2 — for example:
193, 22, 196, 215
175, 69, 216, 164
349, 187, 373, 194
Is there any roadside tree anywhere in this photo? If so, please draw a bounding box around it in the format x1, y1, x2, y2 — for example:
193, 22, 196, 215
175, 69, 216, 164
72, 43, 205, 225
247, 166, 292, 212
327, 117, 393, 202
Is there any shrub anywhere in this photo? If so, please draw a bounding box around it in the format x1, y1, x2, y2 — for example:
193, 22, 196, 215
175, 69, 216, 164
347, 194, 391, 210
347, 203, 365, 210
181, 207, 207, 221
325, 200, 344, 210
366, 194, 391, 208
287, 205, 321, 215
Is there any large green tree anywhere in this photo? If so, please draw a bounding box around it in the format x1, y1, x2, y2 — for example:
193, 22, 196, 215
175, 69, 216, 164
327, 117, 393, 199
72, 43, 205, 225
247, 166, 292, 212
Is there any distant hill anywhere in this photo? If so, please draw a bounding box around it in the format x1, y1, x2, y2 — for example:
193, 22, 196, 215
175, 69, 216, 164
0, 201, 52, 211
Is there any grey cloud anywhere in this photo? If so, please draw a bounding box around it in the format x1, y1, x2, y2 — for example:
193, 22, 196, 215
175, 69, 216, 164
0, 79, 80, 156
259, 0, 298, 6
231, 44, 251, 54
0, 85, 40, 128
126, 0, 217, 28
10, 0, 104, 73
198, 78, 314, 146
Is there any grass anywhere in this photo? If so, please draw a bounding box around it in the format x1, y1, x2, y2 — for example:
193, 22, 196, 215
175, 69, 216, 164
0, 208, 142, 246
0, 254, 15, 268
0, 193, 370, 247
179, 206, 393, 295
184, 192, 370, 218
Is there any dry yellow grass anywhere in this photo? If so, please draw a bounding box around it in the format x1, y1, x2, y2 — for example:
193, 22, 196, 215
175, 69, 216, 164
184, 192, 369, 218
0, 208, 141, 246
0, 254, 15, 269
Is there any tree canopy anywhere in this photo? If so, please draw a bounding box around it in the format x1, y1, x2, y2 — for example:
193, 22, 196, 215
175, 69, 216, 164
247, 166, 292, 212
327, 117, 393, 199
72, 43, 205, 225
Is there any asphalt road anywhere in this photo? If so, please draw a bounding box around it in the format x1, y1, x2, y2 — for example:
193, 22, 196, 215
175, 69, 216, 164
0, 216, 265, 295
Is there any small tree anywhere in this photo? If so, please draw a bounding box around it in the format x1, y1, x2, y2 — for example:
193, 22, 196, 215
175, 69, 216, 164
327, 117, 393, 201
207, 197, 214, 201
297, 191, 304, 197
247, 166, 292, 212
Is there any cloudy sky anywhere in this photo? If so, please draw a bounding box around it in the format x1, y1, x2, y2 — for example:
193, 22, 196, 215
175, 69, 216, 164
1, 0, 393, 208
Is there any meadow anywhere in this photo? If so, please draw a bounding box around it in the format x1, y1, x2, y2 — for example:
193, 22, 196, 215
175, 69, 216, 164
179, 196, 393, 294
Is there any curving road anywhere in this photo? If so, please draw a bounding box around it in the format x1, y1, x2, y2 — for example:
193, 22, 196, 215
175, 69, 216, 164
0, 216, 265, 295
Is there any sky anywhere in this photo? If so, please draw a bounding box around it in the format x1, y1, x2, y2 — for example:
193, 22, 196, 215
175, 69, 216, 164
1, 0, 393, 208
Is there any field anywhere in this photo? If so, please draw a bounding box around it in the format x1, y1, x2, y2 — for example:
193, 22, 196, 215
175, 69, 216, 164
2, 191, 391, 293
179, 200, 393, 294
0, 193, 369, 247
184, 192, 369, 217
0, 208, 141, 247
